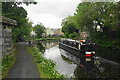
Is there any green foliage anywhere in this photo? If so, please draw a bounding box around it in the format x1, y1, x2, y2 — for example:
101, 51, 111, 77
33, 23, 45, 38
74, 2, 93, 31
2, 49, 16, 78
2, 2, 36, 41
27, 47, 65, 78
61, 2, 120, 48
73, 2, 120, 48
69, 32, 79, 40
61, 16, 79, 39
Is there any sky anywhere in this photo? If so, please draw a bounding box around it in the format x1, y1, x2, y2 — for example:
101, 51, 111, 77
22, 0, 81, 28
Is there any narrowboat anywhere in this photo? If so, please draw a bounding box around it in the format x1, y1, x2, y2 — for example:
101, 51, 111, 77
59, 38, 95, 61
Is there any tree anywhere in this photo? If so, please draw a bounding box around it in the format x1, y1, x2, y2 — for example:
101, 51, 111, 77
69, 32, 79, 40
33, 23, 45, 38
74, 2, 120, 48
61, 16, 79, 39
2, 1, 37, 41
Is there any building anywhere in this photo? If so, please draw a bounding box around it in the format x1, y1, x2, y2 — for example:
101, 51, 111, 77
45, 28, 51, 36
54, 28, 63, 36
45, 28, 63, 37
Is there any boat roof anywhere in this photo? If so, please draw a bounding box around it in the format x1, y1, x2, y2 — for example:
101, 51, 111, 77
61, 38, 80, 43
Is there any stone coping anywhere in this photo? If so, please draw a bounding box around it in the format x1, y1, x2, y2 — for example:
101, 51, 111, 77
0, 16, 17, 26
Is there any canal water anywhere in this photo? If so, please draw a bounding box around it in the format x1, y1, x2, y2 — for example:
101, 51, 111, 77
36, 40, 120, 78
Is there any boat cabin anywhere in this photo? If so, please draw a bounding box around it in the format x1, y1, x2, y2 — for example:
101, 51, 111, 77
59, 38, 95, 59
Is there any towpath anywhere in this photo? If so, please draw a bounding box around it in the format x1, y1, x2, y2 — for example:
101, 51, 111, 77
6, 42, 39, 78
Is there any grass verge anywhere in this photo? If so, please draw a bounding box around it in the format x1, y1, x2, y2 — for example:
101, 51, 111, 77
2, 48, 16, 78
35, 37, 62, 41
27, 47, 65, 78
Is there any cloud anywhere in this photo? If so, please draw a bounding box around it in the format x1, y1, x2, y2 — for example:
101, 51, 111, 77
22, 0, 81, 28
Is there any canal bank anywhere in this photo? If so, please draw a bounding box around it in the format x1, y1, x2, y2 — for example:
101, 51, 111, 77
35, 37, 62, 41
34, 40, 120, 78
27, 46, 65, 78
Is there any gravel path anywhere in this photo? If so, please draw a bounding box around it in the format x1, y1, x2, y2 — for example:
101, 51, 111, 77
6, 42, 40, 78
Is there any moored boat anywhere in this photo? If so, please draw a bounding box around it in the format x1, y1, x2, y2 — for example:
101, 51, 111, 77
59, 38, 95, 61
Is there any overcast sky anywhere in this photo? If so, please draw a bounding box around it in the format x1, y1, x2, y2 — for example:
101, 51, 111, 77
22, 0, 81, 28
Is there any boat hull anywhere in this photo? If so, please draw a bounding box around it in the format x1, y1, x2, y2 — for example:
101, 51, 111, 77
59, 42, 86, 59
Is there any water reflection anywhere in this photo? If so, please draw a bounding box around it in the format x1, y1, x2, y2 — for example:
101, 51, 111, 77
60, 48, 120, 78
36, 40, 120, 78
74, 58, 104, 78
95, 46, 120, 63
43, 45, 76, 78
36, 42, 45, 53
36, 40, 58, 52
42, 40, 58, 49
60, 49, 96, 78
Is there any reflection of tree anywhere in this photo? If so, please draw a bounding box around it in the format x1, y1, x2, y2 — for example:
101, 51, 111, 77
95, 46, 120, 63
59, 48, 103, 78
61, 55, 74, 64
74, 62, 98, 78
43, 40, 59, 49
94, 59, 120, 78
74, 58, 106, 78
36, 42, 45, 53
60, 52, 99, 78
77, 58, 120, 78
74, 65, 87, 78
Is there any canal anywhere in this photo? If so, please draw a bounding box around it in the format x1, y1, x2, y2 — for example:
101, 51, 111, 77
36, 40, 120, 78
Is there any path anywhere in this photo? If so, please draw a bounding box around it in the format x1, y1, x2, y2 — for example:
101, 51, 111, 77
6, 42, 39, 78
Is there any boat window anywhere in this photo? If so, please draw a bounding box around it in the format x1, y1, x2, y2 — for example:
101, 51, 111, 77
72, 42, 74, 47
83, 42, 86, 44
74, 42, 76, 48
76, 42, 79, 49
70, 42, 72, 46
79, 43, 81, 49
68, 42, 70, 45
66, 41, 68, 45
64, 40, 66, 43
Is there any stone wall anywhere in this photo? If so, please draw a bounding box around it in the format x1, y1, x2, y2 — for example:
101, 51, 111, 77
0, 16, 17, 56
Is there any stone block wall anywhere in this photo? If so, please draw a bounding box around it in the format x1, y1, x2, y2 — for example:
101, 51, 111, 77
0, 16, 17, 55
